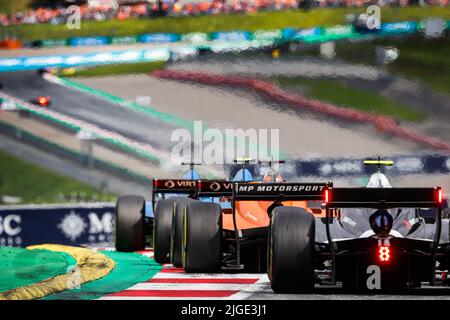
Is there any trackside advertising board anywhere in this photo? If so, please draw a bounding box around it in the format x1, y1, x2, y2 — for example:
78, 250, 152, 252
0, 48, 171, 72
0, 203, 115, 247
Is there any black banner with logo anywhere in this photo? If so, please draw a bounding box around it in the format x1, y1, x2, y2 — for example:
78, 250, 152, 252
0, 203, 115, 247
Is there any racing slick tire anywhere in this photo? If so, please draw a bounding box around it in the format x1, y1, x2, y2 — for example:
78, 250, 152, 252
171, 198, 196, 267
154, 197, 181, 264
115, 195, 146, 252
268, 206, 315, 293
183, 201, 222, 273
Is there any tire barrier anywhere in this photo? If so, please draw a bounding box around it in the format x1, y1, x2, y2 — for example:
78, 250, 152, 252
152, 70, 450, 154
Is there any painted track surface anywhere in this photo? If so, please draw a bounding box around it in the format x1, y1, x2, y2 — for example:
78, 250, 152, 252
0, 71, 178, 151
99, 249, 269, 300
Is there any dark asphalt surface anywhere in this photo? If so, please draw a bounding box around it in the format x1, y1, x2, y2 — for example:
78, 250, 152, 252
0, 71, 179, 151
249, 286, 450, 300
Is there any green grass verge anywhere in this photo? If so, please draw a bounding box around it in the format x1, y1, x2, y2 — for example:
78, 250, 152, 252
3, 7, 450, 41
273, 76, 425, 122
0, 149, 115, 204
60, 61, 166, 78
334, 35, 450, 96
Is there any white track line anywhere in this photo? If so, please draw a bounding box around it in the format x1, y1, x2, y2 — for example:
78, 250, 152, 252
153, 272, 262, 279
126, 283, 258, 291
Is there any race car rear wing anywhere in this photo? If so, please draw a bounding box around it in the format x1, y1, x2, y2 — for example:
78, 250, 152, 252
233, 182, 332, 201
324, 187, 443, 208
323, 186, 444, 262
196, 180, 233, 197
151, 179, 197, 207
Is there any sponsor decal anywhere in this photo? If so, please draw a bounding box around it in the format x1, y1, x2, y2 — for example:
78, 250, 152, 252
155, 180, 197, 192
0, 204, 115, 247
165, 180, 176, 189
238, 184, 325, 193
200, 181, 233, 193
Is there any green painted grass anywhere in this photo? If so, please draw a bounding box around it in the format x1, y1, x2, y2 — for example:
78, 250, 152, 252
3, 6, 450, 41
273, 76, 425, 122
43, 251, 162, 300
0, 149, 116, 204
0, 247, 76, 293
61, 61, 166, 78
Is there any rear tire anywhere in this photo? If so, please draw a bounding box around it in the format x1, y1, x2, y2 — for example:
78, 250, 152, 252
115, 195, 146, 252
183, 201, 222, 273
268, 206, 315, 293
171, 198, 195, 267
153, 197, 180, 264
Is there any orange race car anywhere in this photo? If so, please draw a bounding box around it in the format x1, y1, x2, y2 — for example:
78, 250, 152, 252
176, 180, 332, 273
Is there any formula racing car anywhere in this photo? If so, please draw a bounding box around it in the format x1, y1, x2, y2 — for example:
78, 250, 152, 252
267, 159, 450, 292
31, 95, 52, 107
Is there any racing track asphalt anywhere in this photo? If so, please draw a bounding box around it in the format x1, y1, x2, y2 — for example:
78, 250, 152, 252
95, 249, 450, 300
0, 71, 179, 152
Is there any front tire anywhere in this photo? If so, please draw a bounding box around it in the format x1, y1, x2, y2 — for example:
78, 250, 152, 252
115, 195, 146, 252
268, 206, 315, 293
183, 201, 222, 273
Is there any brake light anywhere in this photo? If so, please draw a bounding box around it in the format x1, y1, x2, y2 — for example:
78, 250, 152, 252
325, 189, 330, 203
154, 179, 158, 189
437, 188, 443, 204
378, 246, 390, 262
198, 180, 202, 191
38, 96, 49, 106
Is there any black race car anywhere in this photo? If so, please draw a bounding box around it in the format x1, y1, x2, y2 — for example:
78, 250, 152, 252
268, 185, 449, 292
